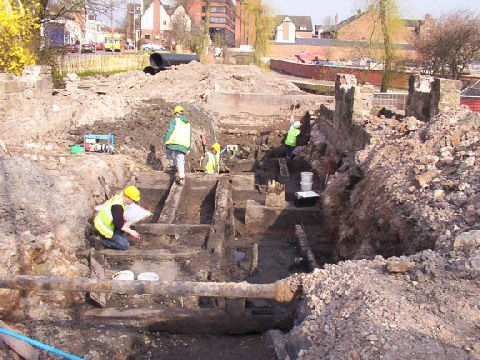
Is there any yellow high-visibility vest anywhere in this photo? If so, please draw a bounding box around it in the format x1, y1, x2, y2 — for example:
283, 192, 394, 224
165, 117, 191, 148
204, 151, 220, 174
285, 125, 300, 146
94, 194, 125, 239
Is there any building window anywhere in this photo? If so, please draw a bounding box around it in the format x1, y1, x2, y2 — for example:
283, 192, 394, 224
210, 17, 227, 24
145, 34, 150, 39
163, 21, 167, 25
203, 6, 226, 13
299, 26, 307, 30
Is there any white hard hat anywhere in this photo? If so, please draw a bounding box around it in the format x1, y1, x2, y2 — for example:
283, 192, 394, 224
293, 121, 301, 128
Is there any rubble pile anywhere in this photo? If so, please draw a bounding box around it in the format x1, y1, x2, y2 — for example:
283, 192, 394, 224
272, 106, 480, 359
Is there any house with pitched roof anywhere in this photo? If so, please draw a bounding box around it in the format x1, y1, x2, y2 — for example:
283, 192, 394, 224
330, 10, 433, 44
274, 15, 313, 43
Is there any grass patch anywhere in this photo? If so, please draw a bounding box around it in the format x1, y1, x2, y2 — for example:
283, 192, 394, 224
75, 69, 131, 77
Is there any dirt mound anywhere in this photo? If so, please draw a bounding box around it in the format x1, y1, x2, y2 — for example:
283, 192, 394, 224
271, 106, 480, 359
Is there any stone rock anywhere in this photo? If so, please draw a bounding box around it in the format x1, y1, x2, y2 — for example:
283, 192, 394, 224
415, 169, 441, 188
386, 260, 413, 273
453, 230, 480, 252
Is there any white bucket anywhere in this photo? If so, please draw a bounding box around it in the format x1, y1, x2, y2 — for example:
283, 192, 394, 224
137, 272, 160, 281
300, 172, 313, 183
300, 181, 313, 191
112, 270, 134, 281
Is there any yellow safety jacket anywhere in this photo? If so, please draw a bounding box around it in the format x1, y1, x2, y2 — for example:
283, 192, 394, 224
204, 151, 220, 174
165, 117, 191, 148
285, 126, 300, 147
94, 194, 125, 239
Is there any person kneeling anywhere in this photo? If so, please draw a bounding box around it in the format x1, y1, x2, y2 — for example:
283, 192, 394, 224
94, 185, 141, 250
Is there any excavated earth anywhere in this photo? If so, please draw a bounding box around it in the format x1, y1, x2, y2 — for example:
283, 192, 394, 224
0, 61, 479, 359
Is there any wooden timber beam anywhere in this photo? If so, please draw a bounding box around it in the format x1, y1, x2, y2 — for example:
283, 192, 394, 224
157, 181, 183, 224
76, 247, 196, 261
81, 307, 294, 334
136, 223, 212, 236
295, 225, 318, 272
0, 275, 299, 303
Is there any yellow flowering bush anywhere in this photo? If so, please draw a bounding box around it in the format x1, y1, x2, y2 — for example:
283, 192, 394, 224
0, 0, 40, 75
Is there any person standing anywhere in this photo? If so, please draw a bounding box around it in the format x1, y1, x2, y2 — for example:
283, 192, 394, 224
285, 120, 301, 160
203, 142, 221, 175
164, 105, 192, 185
94, 185, 141, 250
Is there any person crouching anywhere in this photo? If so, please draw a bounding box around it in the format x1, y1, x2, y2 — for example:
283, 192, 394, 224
94, 185, 141, 250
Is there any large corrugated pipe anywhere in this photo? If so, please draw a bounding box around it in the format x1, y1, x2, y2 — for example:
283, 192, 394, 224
150, 52, 199, 69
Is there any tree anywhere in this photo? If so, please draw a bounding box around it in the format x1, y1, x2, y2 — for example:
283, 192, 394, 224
244, 0, 272, 66
354, 0, 401, 91
412, 10, 480, 79
323, 15, 334, 29
170, 6, 191, 49
378, 0, 395, 91
0, 0, 40, 75
200, 0, 210, 58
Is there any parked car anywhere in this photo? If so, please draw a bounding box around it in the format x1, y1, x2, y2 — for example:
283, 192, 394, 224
95, 43, 104, 51
81, 43, 95, 53
141, 43, 166, 51
65, 44, 79, 53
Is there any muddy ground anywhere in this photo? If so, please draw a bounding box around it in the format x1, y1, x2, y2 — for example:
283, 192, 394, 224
0, 61, 479, 359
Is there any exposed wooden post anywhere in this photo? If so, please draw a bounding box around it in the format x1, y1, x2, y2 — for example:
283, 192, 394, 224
0, 275, 299, 303
158, 181, 184, 224
295, 225, 318, 272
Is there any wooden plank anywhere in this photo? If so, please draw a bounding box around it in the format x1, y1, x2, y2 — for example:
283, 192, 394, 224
136, 223, 212, 236
158, 181, 184, 224
295, 224, 318, 272
81, 307, 294, 334
0, 275, 298, 303
278, 158, 289, 178
88, 250, 106, 307
0, 320, 39, 360
77, 247, 197, 261
206, 179, 231, 255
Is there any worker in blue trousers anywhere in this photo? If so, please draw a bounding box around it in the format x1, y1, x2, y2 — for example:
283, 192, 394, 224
94, 185, 141, 250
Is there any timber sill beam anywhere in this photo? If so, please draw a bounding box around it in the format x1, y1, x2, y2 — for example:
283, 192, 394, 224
0, 275, 299, 303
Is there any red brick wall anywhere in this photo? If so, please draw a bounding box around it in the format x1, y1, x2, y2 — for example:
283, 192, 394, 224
460, 98, 480, 112
270, 59, 410, 89
270, 43, 416, 61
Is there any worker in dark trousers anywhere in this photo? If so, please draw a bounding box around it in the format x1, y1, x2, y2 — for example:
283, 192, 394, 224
164, 105, 192, 185
94, 186, 141, 250
285, 120, 301, 160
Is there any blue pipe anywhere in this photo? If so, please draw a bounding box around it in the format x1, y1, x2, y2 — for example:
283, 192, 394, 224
0, 328, 84, 360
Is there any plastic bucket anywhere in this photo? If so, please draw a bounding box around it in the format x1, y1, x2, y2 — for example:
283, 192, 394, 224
112, 270, 134, 281
300, 172, 313, 183
137, 272, 159, 281
300, 181, 313, 191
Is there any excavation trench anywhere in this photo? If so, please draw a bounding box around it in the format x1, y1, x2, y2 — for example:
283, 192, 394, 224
0, 102, 429, 359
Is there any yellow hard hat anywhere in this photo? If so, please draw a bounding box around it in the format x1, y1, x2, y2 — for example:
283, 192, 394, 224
211, 143, 221, 153
124, 185, 140, 202
173, 105, 184, 115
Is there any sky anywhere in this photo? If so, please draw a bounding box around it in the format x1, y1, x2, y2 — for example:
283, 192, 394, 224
263, 0, 480, 27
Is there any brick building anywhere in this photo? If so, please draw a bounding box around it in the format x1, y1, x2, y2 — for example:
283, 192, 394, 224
186, 0, 236, 46
333, 10, 433, 44
140, 0, 171, 45
235, 0, 255, 47
274, 15, 313, 43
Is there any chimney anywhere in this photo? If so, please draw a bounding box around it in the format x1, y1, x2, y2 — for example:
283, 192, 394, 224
335, 13, 338, 25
